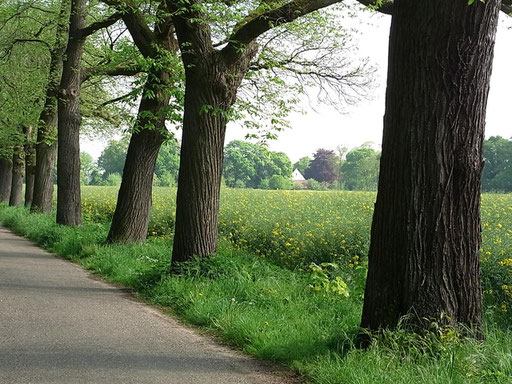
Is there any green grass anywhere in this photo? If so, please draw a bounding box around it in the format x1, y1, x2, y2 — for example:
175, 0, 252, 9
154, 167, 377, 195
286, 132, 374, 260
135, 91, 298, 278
1, 203, 512, 383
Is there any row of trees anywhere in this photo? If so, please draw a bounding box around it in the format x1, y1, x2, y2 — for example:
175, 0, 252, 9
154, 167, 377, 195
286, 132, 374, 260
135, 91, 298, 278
0, 0, 371, 251
84, 139, 380, 191
294, 135, 512, 192
1, 0, 509, 337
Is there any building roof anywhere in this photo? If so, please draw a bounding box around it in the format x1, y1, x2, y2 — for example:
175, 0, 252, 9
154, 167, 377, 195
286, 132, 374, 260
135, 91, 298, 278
292, 169, 306, 181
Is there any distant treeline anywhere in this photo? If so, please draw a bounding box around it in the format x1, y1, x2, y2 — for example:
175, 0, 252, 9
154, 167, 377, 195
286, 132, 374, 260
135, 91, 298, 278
82, 136, 511, 192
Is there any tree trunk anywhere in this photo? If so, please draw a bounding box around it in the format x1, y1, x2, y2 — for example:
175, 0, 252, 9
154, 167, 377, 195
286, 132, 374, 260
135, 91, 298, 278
0, 157, 12, 203
31, 0, 70, 213
9, 147, 24, 206
24, 126, 36, 206
171, 48, 255, 265
24, 136, 36, 207
56, 0, 85, 227
171, 82, 228, 263
106, 72, 170, 243
31, 131, 57, 213
360, 0, 500, 334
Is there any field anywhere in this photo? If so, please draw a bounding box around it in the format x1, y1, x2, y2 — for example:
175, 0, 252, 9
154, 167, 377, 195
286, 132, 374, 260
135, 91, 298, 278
81, 186, 512, 323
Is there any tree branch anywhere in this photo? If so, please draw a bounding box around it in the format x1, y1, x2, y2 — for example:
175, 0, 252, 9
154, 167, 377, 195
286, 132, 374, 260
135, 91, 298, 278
96, 91, 136, 108
78, 12, 123, 38
223, 0, 341, 55
100, 0, 157, 57
165, 0, 214, 61
354, 0, 510, 16
80, 64, 143, 83
502, 2, 512, 14
354, 0, 393, 15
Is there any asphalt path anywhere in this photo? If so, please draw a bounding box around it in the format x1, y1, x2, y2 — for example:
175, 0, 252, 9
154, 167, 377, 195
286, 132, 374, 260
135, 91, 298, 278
0, 226, 299, 384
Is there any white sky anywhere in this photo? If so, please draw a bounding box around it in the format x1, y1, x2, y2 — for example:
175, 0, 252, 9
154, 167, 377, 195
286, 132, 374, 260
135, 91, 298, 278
82, 10, 512, 163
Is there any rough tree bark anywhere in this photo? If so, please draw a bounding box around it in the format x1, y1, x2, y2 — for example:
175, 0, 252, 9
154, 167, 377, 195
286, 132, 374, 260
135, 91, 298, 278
360, 0, 501, 333
106, 72, 170, 242
24, 126, 36, 206
171, 51, 255, 263
0, 157, 12, 202
31, 0, 70, 213
9, 150, 24, 206
56, 0, 86, 226
9, 144, 24, 206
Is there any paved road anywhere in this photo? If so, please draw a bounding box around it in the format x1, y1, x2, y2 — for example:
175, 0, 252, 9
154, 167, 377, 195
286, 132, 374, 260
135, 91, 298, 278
0, 226, 298, 384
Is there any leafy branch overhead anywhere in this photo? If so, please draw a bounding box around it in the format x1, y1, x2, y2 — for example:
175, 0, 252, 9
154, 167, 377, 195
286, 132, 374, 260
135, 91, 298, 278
361, 0, 511, 15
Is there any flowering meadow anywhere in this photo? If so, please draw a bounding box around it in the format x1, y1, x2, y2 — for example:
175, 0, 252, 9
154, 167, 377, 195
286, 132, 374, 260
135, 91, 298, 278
81, 186, 512, 323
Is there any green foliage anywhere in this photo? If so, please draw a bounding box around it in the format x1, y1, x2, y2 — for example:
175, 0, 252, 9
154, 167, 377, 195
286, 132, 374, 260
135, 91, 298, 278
307, 179, 331, 191
223, 140, 292, 189
154, 140, 180, 186
97, 138, 129, 178
80, 152, 99, 185
268, 174, 292, 190
342, 146, 380, 191
304, 148, 339, 184
308, 262, 350, 297
103, 172, 122, 186
294, 156, 312, 175
0, 1, 54, 158
482, 136, 512, 192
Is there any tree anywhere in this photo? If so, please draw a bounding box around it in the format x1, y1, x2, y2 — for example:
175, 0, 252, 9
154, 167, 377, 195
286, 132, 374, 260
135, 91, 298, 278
341, 147, 380, 191
269, 152, 293, 179
268, 174, 292, 190
31, 0, 71, 213
0, 157, 12, 202
223, 140, 292, 189
80, 152, 99, 185
0, 2, 50, 206
24, 125, 36, 206
9, 138, 24, 206
482, 136, 512, 192
154, 140, 180, 186
360, 0, 500, 334
304, 148, 339, 184
169, 1, 367, 264
56, 0, 122, 226
293, 156, 311, 175
101, 0, 182, 244
97, 138, 129, 178
101, 0, 370, 245
56, 0, 87, 226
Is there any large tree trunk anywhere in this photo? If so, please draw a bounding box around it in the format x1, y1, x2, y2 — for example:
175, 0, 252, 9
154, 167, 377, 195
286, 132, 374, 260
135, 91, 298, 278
56, 0, 85, 227
24, 126, 36, 207
9, 147, 24, 206
106, 72, 170, 243
31, 127, 57, 213
31, 0, 70, 213
171, 80, 228, 263
360, 0, 500, 333
171, 48, 255, 265
0, 157, 12, 202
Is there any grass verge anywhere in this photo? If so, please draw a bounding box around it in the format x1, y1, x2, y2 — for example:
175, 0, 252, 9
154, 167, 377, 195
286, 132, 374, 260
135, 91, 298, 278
1, 204, 511, 384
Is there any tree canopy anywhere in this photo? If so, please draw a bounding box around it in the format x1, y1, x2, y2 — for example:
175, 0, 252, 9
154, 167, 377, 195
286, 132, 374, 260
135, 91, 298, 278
223, 140, 292, 189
